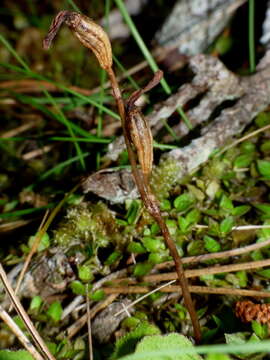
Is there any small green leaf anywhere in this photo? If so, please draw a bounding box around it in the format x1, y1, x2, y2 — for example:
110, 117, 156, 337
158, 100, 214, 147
90, 289, 105, 301
160, 199, 171, 211
135, 333, 202, 360
28, 232, 50, 252
185, 208, 200, 225
232, 205, 251, 216
165, 219, 178, 235
260, 140, 270, 153
256, 268, 270, 278
126, 200, 141, 224
150, 223, 160, 236
29, 295, 43, 311
255, 112, 270, 127
78, 265, 94, 282
240, 141, 256, 153
220, 216, 234, 234
234, 154, 253, 168
178, 216, 190, 232
47, 301, 63, 322
258, 221, 270, 238
187, 240, 204, 256
204, 236, 221, 253
148, 253, 164, 264
254, 203, 270, 216
70, 280, 85, 295
142, 237, 165, 253
252, 321, 269, 339
257, 160, 270, 179
236, 271, 248, 287
174, 193, 194, 212
127, 241, 146, 254
111, 321, 160, 359
105, 251, 122, 265
134, 263, 153, 277
220, 195, 234, 212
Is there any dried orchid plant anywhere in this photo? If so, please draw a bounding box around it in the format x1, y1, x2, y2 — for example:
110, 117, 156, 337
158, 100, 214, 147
44, 11, 201, 342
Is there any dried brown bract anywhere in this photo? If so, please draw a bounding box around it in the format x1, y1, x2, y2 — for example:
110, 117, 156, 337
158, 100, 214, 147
236, 300, 270, 329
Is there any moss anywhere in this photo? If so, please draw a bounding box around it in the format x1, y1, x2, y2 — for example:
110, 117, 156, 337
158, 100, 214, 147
151, 158, 181, 201
54, 201, 123, 247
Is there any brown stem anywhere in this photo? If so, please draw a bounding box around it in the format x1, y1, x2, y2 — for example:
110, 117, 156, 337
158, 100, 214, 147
107, 67, 201, 342
102, 285, 270, 298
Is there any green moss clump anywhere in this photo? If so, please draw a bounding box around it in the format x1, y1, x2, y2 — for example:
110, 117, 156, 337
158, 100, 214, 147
151, 158, 181, 201
53, 202, 124, 249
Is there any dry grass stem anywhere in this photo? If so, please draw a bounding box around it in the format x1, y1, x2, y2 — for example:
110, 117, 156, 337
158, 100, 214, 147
13, 210, 49, 297
104, 285, 270, 298
0, 264, 55, 360
21, 144, 55, 160
14, 184, 80, 296
157, 237, 270, 269
109, 258, 270, 285
1, 120, 40, 138
0, 304, 44, 360
216, 123, 270, 156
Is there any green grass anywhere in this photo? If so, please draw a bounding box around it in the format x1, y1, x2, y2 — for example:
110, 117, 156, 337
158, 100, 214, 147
114, 0, 192, 133
248, 0, 255, 73
42, 89, 86, 170
0, 204, 55, 219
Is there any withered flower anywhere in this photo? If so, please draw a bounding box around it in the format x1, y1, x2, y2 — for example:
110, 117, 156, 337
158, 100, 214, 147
43, 11, 112, 70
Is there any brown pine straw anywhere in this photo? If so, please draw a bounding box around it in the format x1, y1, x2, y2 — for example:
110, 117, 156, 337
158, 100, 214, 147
109, 258, 270, 285
0, 304, 44, 360
102, 285, 270, 298
155, 237, 270, 269
0, 264, 55, 360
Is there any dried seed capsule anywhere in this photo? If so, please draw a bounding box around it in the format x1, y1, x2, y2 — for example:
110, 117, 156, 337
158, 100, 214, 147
44, 11, 112, 70
126, 107, 153, 181
125, 70, 163, 181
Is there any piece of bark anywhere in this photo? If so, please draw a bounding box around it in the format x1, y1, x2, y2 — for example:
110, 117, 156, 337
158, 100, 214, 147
155, 0, 246, 55
83, 50, 270, 203
164, 52, 270, 178
0, 249, 78, 305
81, 168, 138, 203
261, 0, 270, 48
91, 299, 134, 343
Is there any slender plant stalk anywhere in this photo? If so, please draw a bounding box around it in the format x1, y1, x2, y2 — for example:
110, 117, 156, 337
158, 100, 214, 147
44, 11, 201, 342
0, 264, 55, 360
